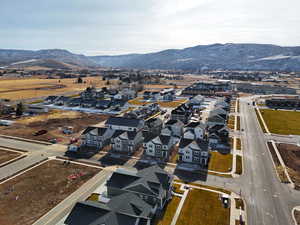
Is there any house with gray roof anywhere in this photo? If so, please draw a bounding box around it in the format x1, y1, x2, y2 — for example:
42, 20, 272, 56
106, 165, 173, 211
111, 130, 144, 153
183, 121, 206, 140
81, 127, 115, 149
106, 117, 144, 132
143, 135, 173, 160
178, 139, 209, 166
65, 192, 152, 225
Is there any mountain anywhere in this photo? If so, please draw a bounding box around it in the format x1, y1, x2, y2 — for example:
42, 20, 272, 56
0, 49, 96, 68
89, 43, 300, 71
1, 43, 300, 71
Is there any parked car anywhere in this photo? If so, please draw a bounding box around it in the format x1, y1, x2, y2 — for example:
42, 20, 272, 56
33, 130, 47, 136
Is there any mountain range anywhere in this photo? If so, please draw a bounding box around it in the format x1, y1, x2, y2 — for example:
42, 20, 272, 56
1, 43, 300, 71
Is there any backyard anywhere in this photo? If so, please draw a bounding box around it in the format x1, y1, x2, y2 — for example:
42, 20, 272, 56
0, 159, 101, 225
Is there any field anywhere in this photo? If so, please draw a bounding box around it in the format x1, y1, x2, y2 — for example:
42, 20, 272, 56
255, 108, 267, 133
0, 160, 100, 225
176, 189, 230, 225
127, 97, 150, 106
0, 110, 108, 144
157, 99, 187, 108
276, 143, 300, 187
155, 196, 181, 225
209, 152, 233, 173
0, 77, 111, 100
0, 149, 21, 165
260, 109, 300, 135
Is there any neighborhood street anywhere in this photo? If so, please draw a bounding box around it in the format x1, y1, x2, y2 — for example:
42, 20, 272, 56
0, 96, 300, 225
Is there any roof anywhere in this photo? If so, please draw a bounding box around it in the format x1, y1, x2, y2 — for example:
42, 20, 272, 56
65, 193, 152, 225
145, 135, 171, 146
165, 119, 184, 127
107, 165, 171, 199
106, 117, 143, 128
179, 138, 208, 151
82, 127, 110, 136
186, 121, 206, 129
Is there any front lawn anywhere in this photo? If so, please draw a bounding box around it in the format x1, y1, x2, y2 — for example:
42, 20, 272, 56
176, 189, 230, 225
260, 109, 300, 135
236, 155, 243, 175
209, 152, 233, 173
155, 196, 181, 225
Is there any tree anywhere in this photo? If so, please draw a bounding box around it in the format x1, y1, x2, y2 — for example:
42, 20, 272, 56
106, 80, 110, 85
16, 102, 24, 116
77, 77, 83, 83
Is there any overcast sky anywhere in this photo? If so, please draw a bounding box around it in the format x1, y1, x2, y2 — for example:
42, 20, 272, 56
1, 0, 300, 55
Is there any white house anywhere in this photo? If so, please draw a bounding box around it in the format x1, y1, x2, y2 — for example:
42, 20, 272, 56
178, 139, 209, 166
81, 127, 114, 149
111, 130, 144, 153
143, 135, 173, 160
183, 121, 206, 140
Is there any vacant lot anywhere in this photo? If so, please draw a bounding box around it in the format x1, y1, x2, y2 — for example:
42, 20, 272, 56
0, 160, 100, 225
260, 109, 300, 135
209, 152, 233, 173
276, 143, 300, 187
155, 196, 181, 225
0, 110, 108, 144
128, 97, 150, 106
176, 189, 230, 225
157, 99, 187, 108
0, 149, 22, 165
0, 77, 109, 100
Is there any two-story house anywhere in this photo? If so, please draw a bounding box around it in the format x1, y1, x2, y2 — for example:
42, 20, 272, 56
111, 130, 144, 153
105, 117, 144, 132
143, 135, 173, 160
106, 165, 173, 210
183, 121, 206, 140
178, 139, 209, 166
81, 127, 115, 149
161, 119, 184, 138
144, 117, 163, 136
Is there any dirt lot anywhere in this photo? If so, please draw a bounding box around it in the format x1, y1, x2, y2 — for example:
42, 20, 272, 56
0, 110, 108, 144
0, 77, 112, 100
276, 143, 300, 187
0, 149, 22, 165
0, 159, 100, 225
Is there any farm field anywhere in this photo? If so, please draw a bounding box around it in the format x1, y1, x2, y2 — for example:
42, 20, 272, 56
0, 77, 112, 100
0, 149, 22, 165
0, 110, 108, 144
176, 188, 230, 225
260, 109, 300, 135
0, 159, 101, 225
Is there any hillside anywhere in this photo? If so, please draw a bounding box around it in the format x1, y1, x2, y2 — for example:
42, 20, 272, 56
1, 43, 300, 71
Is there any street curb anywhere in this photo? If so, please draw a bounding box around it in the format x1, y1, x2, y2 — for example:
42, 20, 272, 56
292, 206, 300, 225
0, 134, 52, 145
0, 154, 27, 168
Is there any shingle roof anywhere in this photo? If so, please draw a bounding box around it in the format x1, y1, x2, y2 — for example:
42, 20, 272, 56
106, 117, 143, 128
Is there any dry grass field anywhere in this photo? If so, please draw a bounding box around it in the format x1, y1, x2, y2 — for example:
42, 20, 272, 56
0, 150, 22, 165
0, 77, 112, 100
176, 189, 230, 225
209, 152, 233, 173
155, 196, 181, 225
0, 160, 101, 225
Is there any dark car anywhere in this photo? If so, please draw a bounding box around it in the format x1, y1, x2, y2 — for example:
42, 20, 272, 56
33, 129, 47, 136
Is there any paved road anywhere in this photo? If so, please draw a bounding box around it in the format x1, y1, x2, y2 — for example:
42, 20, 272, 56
1, 97, 300, 225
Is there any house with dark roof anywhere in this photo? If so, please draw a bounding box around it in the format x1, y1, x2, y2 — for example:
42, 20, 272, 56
54, 96, 71, 106
65, 193, 153, 225
111, 130, 144, 153
208, 124, 230, 151
143, 135, 173, 160
183, 121, 206, 140
106, 165, 173, 210
44, 95, 59, 104
67, 98, 82, 107
81, 127, 115, 149
207, 109, 227, 126
95, 100, 111, 110
170, 104, 192, 124
106, 117, 144, 132
161, 119, 184, 138
144, 117, 163, 136
178, 139, 209, 166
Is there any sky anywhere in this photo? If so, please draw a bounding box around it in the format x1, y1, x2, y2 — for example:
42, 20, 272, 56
1, 0, 300, 55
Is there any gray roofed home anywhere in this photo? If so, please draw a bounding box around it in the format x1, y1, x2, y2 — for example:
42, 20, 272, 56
143, 134, 173, 160
64, 192, 152, 225
106, 116, 144, 132
81, 127, 115, 150
106, 165, 173, 210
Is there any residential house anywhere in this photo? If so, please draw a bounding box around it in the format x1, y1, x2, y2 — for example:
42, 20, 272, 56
160, 89, 175, 101
143, 135, 173, 160
67, 98, 82, 107
207, 109, 227, 126
54, 96, 70, 106
171, 104, 192, 124
105, 117, 144, 132
161, 119, 184, 138
111, 130, 143, 153
81, 99, 96, 108
81, 127, 114, 149
106, 165, 173, 210
183, 121, 206, 140
144, 117, 163, 136
178, 139, 209, 166
95, 100, 111, 110
44, 95, 59, 104
64, 193, 153, 225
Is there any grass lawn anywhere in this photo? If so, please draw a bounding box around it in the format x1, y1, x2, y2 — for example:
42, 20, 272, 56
0, 150, 22, 165
235, 198, 244, 210
255, 108, 267, 133
128, 97, 149, 106
260, 109, 300, 135
236, 116, 241, 131
157, 99, 187, 108
236, 155, 243, 175
176, 189, 230, 225
227, 116, 235, 129
0, 160, 100, 225
209, 152, 233, 173
155, 196, 181, 225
